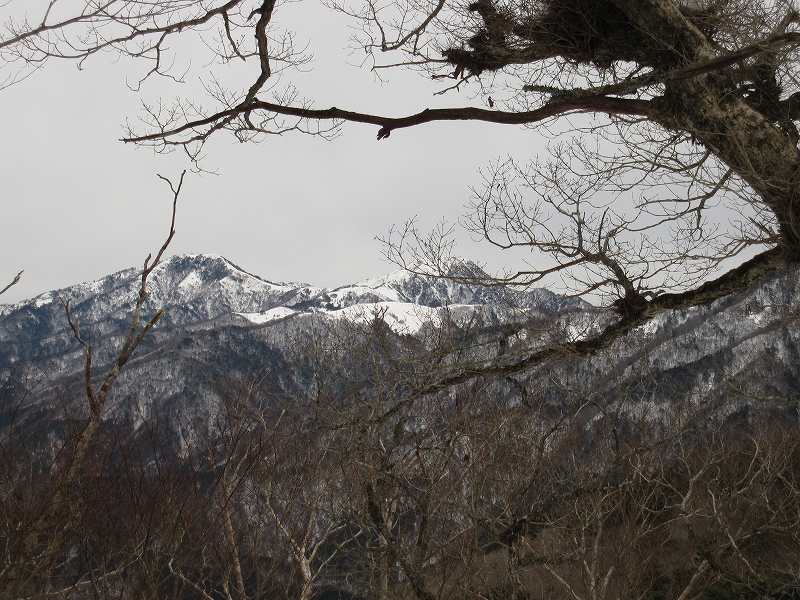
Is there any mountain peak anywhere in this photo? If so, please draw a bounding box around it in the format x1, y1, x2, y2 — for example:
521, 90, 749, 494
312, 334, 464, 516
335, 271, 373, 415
155, 253, 298, 289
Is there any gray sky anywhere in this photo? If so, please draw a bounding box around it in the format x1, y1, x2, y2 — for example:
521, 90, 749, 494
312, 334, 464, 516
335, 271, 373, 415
0, 1, 543, 304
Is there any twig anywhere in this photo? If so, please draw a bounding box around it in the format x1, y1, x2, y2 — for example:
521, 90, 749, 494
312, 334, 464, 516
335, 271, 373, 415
0, 270, 23, 297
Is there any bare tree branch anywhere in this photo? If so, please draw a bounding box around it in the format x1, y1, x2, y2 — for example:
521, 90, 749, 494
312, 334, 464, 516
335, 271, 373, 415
0, 270, 22, 297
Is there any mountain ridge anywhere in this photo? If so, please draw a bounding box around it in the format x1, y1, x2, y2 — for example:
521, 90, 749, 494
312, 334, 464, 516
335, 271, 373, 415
1, 253, 799, 449
0, 253, 585, 335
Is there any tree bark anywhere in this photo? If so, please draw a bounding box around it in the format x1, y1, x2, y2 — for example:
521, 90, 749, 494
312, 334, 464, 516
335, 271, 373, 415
615, 0, 800, 252
669, 83, 800, 251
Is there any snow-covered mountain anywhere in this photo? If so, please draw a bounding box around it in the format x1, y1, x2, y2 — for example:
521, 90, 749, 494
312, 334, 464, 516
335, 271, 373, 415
0, 254, 580, 353
1, 253, 798, 446
0, 255, 583, 437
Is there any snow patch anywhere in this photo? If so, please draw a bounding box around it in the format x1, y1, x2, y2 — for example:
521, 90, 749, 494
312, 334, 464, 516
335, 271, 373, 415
235, 307, 297, 325
325, 302, 441, 334
640, 318, 661, 336
566, 324, 591, 342
179, 271, 204, 291
33, 291, 56, 308
327, 284, 404, 304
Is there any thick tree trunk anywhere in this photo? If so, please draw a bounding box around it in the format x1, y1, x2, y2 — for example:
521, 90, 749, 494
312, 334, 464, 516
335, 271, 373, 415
297, 555, 313, 600
616, 0, 800, 253
221, 477, 247, 600
674, 83, 800, 252
610, 0, 711, 65
375, 539, 390, 600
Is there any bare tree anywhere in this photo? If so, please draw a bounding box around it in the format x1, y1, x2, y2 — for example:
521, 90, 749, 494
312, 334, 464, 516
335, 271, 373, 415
254, 416, 359, 600
524, 421, 800, 600
0, 171, 187, 598
244, 306, 800, 600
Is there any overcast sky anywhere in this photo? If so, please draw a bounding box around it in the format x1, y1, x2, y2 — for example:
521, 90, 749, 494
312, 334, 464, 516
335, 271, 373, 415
0, 2, 546, 304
